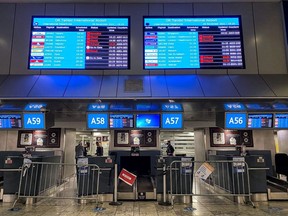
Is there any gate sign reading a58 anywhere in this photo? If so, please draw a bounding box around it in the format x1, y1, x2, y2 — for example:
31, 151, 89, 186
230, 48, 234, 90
162, 113, 183, 129
225, 113, 246, 129
87, 113, 108, 129
23, 113, 45, 129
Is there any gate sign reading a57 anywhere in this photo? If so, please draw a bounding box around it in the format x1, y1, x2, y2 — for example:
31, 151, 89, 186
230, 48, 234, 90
162, 113, 183, 129
23, 113, 45, 129
225, 113, 246, 129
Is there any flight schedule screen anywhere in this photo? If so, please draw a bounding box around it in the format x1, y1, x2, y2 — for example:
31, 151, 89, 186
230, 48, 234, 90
144, 16, 244, 69
29, 17, 129, 70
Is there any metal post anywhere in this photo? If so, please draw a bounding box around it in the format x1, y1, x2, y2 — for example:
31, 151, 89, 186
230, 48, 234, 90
109, 164, 122, 206
158, 161, 171, 206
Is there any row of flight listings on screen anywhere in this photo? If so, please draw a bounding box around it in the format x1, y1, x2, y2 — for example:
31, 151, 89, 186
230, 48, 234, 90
29, 16, 245, 70
0, 113, 183, 130
224, 113, 288, 129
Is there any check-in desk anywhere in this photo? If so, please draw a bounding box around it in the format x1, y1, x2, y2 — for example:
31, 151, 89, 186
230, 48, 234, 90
208, 154, 268, 200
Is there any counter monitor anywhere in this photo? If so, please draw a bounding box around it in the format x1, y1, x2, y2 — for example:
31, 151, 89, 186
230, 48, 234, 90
136, 114, 160, 129
274, 113, 288, 128
0, 114, 22, 129
247, 113, 273, 129
109, 114, 134, 128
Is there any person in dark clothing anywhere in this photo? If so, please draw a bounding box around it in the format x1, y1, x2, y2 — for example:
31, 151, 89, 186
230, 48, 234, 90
166, 140, 175, 156
75, 141, 84, 159
96, 141, 103, 156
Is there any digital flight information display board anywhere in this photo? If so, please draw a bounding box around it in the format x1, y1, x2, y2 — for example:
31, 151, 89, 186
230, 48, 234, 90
274, 113, 288, 128
29, 17, 130, 70
109, 114, 134, 128
144, 16, 244, 69
247, 113, 273, 129
0, 114, 22, 129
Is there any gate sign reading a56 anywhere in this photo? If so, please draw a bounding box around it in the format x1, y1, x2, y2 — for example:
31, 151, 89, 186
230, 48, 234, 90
162, 113, 183, 129
87, 113, 108, 129
23, 113, 45, 129
225, 113, 246, 129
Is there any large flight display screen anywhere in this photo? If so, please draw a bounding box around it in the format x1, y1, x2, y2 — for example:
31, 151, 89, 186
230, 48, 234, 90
144, 16, 244, 69
0, 114, 22, 129
29, 17, 130, 70
247, 113, 273, 129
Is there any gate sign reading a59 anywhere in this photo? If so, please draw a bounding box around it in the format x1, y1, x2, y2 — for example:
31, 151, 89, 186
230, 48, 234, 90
162, 113, 183, 129
225, 113, 246, 129
23, 113, 45, 129
87, 113, 108, 129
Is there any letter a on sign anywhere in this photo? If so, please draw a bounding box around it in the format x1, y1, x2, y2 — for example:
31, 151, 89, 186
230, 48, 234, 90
119, 168, 137, 186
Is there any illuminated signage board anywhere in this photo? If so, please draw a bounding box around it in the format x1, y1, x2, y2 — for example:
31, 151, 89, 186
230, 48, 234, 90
247, 113, 273, 129
225, 113, 246, 129
274, 113, 288, 128
87, 103, 109, 111
23, 113, 45, 129
161, 113, 183, 129
224, 103, 245, 111
161, 103, 183, 111
24, 103, 47, 111
0, 114, 22, 129
87, 113, 109, 129
136, 114, 160, 129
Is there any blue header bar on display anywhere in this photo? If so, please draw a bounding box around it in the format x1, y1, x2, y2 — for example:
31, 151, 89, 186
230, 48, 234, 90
33, 17, 129, 26
144, 17, 239, 26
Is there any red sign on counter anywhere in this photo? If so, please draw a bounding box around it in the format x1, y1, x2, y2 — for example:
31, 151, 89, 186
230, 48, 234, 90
119, 168, 137, 186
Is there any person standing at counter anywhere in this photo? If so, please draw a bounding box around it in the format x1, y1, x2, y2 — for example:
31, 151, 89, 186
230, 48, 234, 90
75, 141, 84, 160
96, 141, 103, 156
166, 140, 175, 156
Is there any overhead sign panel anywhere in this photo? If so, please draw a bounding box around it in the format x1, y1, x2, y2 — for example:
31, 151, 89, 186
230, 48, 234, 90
161, 103, 183, 111
23, 113, 45, 129
87, 103, 109, 111
162, 113, 183, 129
87, 113, 109, 129
225, 113, 246, 129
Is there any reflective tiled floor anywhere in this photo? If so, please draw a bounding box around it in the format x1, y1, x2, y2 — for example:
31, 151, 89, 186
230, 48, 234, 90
2, 197, 288, 216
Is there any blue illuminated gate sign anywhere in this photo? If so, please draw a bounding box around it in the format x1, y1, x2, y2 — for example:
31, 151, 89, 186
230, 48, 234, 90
225, 113, 246, 129
23, 113, 45, 129
87, 113, 108, 129
162, 113, 183, 129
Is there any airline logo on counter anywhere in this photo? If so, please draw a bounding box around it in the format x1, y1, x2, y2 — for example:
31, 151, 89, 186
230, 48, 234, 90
119, 168, 137, 186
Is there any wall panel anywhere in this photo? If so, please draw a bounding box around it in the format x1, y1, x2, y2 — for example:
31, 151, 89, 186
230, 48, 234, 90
0, 4, 15, 75
253, 3, 287, 74
223, 3, 258, 74
119, 4, 148, 75
10, 4, 45, 75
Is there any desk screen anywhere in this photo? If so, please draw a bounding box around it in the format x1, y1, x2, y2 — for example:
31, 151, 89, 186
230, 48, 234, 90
247, 113, 273, 129
0, 114, 22, 129
29, 16, 130, 70
109, 114, 134, 128
144, 16, 244, 69
274, 113, 288, 128
136, 114, 160, 129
